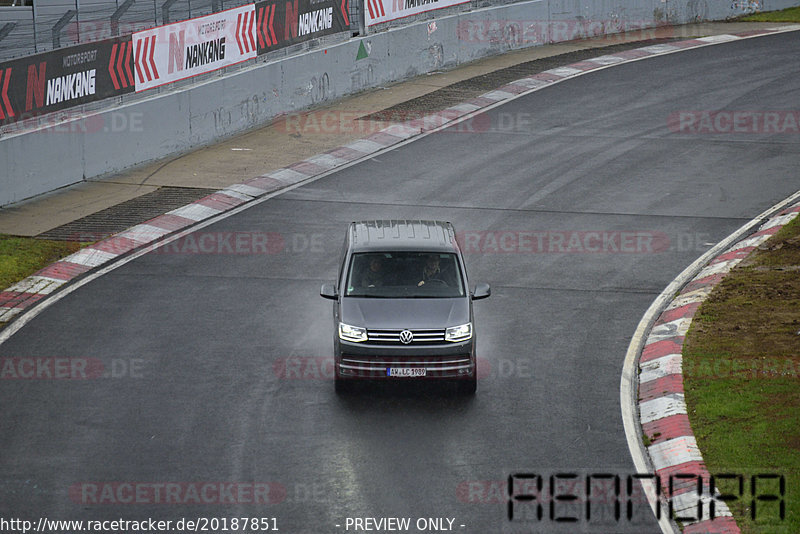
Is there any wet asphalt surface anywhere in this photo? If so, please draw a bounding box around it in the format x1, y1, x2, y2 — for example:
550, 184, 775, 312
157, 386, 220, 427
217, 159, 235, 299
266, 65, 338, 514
1, 30, 799, 534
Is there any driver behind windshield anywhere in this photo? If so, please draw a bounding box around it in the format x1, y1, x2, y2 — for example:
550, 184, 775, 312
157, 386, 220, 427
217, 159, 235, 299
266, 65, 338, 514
361, 255, 385, 287
417, 254, 455, 287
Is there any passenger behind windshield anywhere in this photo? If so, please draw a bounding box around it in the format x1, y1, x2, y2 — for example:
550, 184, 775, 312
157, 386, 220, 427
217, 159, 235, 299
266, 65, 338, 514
346, 252, 464, 298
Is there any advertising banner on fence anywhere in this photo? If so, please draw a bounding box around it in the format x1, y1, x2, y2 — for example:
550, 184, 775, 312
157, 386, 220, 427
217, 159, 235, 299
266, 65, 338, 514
0, 36, 134, 126
255, 0, 350, 55
365, 0, 468, 27
132, 4, 258, 92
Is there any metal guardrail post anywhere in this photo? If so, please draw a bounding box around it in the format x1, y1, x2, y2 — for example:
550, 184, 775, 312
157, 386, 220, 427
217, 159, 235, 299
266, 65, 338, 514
0, 22, 17, 45
52, 9, 77, 48
161, 0, 178, 25
111, 0, 136, 36
351, 0, 365, 35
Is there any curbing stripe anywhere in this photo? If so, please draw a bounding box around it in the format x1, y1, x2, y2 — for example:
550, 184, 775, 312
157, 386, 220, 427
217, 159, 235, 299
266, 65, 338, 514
640, 394, 687, 424
62, 248, 118, 268
5, 275, 65, 295
168, 203, 223, 221
633, 199, 800, 532
648, 436, 703, 469
642, 414, 694, 445
640, 354, 682, 384
586, 54, 626, 65
544, 66, 583, 77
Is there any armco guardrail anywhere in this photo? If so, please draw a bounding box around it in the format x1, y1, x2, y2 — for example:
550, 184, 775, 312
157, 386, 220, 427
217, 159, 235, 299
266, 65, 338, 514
2, 0, 800, 206
0, 0, 349, 128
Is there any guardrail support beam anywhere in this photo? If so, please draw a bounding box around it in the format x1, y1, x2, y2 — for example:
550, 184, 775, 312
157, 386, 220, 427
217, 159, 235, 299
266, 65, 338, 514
161, 0, 178, 25
0, 22, 17, 44
52, 10, 77, 49
111, 0, 136, 36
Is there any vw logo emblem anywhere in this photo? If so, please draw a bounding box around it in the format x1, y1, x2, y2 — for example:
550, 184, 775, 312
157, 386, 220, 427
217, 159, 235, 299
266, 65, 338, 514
399, 330, 414, 344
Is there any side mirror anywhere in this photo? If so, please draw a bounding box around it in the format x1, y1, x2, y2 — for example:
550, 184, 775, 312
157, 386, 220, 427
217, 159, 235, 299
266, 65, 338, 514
472, 282, 491, 300
320, 283, 338, 300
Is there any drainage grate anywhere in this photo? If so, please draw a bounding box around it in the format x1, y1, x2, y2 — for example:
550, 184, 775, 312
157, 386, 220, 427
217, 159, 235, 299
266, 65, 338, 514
359, 38, 682, 120
37, 186, 214, 242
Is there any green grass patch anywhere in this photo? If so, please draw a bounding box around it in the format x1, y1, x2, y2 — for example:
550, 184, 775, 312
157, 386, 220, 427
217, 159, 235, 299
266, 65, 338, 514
738, 6, 800, 22
683, 214, 800, 533
0, 235, 82, 291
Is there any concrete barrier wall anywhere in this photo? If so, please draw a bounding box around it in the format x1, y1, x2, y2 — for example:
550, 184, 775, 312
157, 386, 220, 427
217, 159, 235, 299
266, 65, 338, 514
2, 0, 799, 206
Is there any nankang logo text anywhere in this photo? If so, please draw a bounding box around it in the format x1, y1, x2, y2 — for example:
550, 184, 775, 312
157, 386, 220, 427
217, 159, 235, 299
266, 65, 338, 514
185, 37, 226, 69
298, 7, 333, 36
45, 69, 96, 106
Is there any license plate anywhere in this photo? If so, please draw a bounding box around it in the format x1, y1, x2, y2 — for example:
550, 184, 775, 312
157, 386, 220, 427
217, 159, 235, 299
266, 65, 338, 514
387, 367, 426, 377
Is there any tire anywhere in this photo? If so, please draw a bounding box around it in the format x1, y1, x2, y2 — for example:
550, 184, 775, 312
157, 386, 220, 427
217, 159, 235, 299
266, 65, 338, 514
456, 375, 477, 395
334, 374, 352, 394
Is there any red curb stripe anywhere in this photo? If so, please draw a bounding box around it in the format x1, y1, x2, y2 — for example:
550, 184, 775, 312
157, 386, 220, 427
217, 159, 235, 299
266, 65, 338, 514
195, 192, 246, 211
612, 48, 652, 59
366, 131, 403, 145
206, 192, 248, 206
0, 291, 45, 308
642, 414, 694, 445
656, 460, 709, 488
681, 273, 726, 294
288, 160, 326, 176
145, 213, 196, 232
325, 146, 365, 161
641, 338, 684, 362
567, 61, 603, 71
655, 302, 700, 324
87, 236, 139, 255
709, 247, 755, 265
735, 29, 775, 38
750, 226, 781, 238
531, 72, 562, 82
781, 204, 800, 215
639, 374, 684, 402
669, 39, 707, 48
34, 261, 92, 281
684, 517, 740, 534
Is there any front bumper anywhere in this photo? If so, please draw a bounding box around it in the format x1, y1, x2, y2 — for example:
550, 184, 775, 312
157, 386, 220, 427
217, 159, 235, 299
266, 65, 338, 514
336, 340, 475, 379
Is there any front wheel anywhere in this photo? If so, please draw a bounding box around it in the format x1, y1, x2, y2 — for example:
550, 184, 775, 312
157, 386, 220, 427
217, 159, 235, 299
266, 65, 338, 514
334, 372, 353, 394
456, 375, 477, 395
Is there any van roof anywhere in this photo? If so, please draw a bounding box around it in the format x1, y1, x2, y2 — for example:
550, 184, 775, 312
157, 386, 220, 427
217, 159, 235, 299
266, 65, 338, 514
349, 220, 458, 252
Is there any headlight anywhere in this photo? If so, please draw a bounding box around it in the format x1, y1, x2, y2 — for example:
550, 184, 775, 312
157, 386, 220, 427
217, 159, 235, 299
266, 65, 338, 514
339, 323, 367, 343
445, 323, 472, 342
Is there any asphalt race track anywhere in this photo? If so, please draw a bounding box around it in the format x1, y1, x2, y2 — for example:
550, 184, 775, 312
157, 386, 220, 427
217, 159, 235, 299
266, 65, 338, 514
1, 31, 799, 534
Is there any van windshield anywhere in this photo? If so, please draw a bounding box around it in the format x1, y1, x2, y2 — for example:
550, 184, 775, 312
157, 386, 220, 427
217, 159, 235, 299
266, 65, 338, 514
345, 252, 465, 298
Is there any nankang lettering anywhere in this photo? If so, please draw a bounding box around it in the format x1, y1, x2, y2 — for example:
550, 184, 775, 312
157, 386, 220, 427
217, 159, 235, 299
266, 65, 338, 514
185, 37, 226, 70
45, 69, 96, 106
297, 7, 333, 36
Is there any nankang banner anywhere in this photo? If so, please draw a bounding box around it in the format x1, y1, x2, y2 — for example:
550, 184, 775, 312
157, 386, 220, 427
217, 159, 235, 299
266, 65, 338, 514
255, 0, 350, 55
0, 36, 134, 126
364, 0, 468, 27
132, 5, 258, 92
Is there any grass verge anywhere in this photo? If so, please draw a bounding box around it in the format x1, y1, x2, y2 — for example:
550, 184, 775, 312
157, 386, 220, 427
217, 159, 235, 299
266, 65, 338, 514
683, 215, 800, 533
738, 6, 800, 22
0, 235, 82, 292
